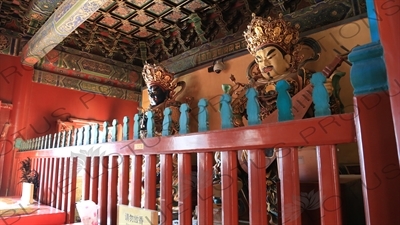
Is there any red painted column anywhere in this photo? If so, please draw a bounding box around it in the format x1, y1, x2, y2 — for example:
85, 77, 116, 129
374, 0, 400, 161
353, 92, 400, 224
0, 56, 33, 196
349, 40, 400, 224
277, 148, 301, 225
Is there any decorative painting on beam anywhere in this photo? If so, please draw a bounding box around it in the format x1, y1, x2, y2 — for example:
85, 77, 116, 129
197, 39, 248, 65
35, 49, 142, 91
33, 70, 141, 102
21, 0, 109, 66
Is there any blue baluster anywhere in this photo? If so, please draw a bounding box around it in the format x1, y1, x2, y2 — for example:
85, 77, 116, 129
48, 134, 52, 148
73, 129, 78, 146
38, 136, 43, 150
133, 114, 140, 140
66, 131, 71, 147
146, 111, 155, 138
84, 125, 91, 145
179, 104, 190, 134
77, 127, 84, 146
123, 116, 129, 140
53, 133, 58, 148
198, 98, 209, 132
162, 108, 172, 136
349, 42, 387, 96
220, 93, 233, 129
112, 119, 118, 142
311, 72, 331, 117
57, 132, 62, 147
276, 80, 293, 122
102, 121, 109, 143
246, 87, 261, 125
92, 124, 99, 144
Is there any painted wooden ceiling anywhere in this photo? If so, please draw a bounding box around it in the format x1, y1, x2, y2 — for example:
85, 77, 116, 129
0, 0, 366, 95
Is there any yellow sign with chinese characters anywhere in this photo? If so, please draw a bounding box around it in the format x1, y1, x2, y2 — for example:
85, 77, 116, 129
117, 205, 158, 225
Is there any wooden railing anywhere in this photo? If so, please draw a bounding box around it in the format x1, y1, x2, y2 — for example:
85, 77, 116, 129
12, 82, 357, 225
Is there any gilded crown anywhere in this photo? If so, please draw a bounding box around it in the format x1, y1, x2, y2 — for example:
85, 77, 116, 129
243, 13, 300, 56
142, 62, 175, 91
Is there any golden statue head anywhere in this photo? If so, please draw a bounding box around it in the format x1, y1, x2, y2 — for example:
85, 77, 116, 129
142, 62, 175, 91
142, 62, 175, 106
243, 13, 300, 56
243, 14, 301, 79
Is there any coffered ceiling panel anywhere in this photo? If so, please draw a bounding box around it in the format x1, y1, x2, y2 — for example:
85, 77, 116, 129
0, 0, 367, 73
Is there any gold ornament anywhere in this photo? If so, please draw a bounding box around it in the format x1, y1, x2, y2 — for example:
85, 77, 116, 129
243, 13, 300, 56
142, 62, 175, 91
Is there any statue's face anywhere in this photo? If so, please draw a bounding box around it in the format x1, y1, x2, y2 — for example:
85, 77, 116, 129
148, 85, 168, 106
255, 46, 291, 79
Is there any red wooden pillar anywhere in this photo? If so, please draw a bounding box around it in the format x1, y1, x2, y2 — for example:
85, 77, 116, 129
374, 0, 400, 161
0, 57, 33, 196
349, 41, 400, 224
277, 148, 301, 225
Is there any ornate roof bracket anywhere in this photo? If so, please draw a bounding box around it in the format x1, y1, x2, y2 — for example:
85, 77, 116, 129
139, 41, 148, 62
268, 0, 291, 12
20, 0, 109, 66
171, 27, 188, 52
213, 7, 230, 35
238, 0, 252, 19
189, 13, 208, 44
158, 37, 172, 59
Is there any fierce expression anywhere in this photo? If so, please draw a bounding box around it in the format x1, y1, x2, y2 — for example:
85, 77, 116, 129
148, 85, 168, 107
255, 45, 291, 79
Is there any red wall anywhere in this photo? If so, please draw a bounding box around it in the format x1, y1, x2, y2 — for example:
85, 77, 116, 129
0, 54, 139, 139
0, 54, 139, 195
26, 82, 139, 138
0, 54, 16, 133
0, 61, 15, 103
1, 54, 31, 195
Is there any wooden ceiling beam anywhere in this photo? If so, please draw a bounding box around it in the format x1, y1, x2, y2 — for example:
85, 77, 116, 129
20, 0, 109, 66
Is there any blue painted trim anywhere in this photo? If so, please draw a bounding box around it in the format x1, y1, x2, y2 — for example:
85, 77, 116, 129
348, 41, 388, 96
366, 0, 380, 42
